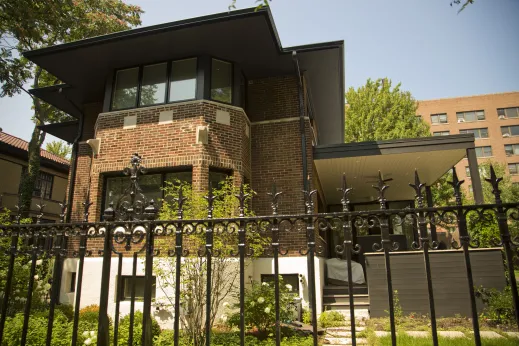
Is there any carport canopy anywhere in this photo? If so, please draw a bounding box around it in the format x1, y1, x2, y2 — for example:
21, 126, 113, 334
314, 134, 482, 205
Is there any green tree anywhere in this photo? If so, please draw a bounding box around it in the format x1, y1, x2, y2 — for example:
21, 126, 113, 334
45, 140, 71, 160
0, 0, 142, 217
344, 78, 430, 142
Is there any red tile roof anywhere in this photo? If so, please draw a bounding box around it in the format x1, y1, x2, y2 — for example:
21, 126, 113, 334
0, 131, 70, 166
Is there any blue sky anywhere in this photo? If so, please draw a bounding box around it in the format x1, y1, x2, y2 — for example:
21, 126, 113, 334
1, 0, 518, 142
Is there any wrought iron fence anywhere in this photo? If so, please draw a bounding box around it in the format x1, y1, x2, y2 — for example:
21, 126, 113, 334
0, 154, 518, 346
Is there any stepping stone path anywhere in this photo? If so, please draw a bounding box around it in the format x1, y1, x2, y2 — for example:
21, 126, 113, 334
505, 332, 519, 338
470, 331, 503, 339
437, 331, 466, 338
324, 326, 367, 345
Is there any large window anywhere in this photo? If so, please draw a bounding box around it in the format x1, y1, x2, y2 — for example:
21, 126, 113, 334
433, 131, 450, 136
104, 170, 192, 213
457, 110, 485, 122
509, 163, 519, 175
112, 68, 139, 110
209, 168, 231, 189
459, 128, 489, 139
169, 58, 197, 102
140, 63, 167, 106
501, 125, 519, 137
430, 113, 448, 124
505, 144, 519, 156
475, 146, 492, 158
111, 58, 198, 110
211, 59, 232, 104
498, 107, 519, 119
20, 168, 54, 200
120, 276, 156, 301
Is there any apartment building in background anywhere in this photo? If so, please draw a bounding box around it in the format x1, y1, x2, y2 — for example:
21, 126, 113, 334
418, 92, 519, 194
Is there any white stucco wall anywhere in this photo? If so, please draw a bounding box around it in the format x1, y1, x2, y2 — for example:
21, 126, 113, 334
60, 255, 326, 329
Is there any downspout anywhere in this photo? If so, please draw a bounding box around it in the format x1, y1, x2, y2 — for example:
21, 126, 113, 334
292, 51, 309, 195
61, 91, 85, 223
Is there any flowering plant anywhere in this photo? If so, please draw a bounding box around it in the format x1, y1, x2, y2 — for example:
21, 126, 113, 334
227, 277, 295, 339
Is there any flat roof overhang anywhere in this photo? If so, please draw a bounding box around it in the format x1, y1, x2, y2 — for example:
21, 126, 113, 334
38, 120, 79, 143
24, 7, 344, 144
314, 135, 475, 204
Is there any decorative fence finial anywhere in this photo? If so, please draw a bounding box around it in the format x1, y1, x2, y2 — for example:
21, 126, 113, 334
59, 199, 67, 223
235, 183, 249, 217
174, 186, 187, 220
36, 192, 46, 224
338, 173, 353, 212
303, 180, 317, 215
448, 167, 464, 205
204, 182, 216, 219
485, 165, 503, 204
409, 170, 425, 207
267, 183, 282, 215
372, 171, 390, 209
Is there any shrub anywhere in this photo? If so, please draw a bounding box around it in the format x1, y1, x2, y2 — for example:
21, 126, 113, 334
2, 310, 71, 346
227, 279, 295, 339
79, 304, 99, 314
117, 310, 161, 345
476, 285, 517, 324
302, 309, 311, 324
318, 310, 345, 328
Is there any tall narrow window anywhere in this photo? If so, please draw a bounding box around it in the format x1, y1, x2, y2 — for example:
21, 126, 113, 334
211, 59, 232, 104
112, 68, 139, 110
140, 63, 167, 106
169, 58, 197, 102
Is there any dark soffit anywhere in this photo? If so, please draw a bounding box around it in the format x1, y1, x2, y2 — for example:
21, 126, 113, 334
38, 120, 79, 144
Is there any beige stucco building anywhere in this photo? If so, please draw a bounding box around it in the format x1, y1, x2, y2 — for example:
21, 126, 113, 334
418, 92, 519, 195
0, 130, 69, 222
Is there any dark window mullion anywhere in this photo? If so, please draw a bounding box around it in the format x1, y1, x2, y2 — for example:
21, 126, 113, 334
165, 61, 172, 103
136, 66, 143, 108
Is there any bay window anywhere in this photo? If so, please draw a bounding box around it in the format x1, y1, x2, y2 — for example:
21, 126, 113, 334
211, 59, 232, 104
112, 68, 139, 110
140, 63, 167, 106
169, 58, 197, 102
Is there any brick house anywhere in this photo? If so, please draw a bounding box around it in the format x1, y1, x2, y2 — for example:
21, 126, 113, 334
23, 8, 489, 321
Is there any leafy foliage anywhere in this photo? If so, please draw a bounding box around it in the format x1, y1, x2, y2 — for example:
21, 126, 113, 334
344, 78, 430, 143
117, 310, 161, 346
318, 310, 345, 328
0, 0, 142, 217
476, 285, 518, 324
227, 279, 295, 339
45, 140, 71, 159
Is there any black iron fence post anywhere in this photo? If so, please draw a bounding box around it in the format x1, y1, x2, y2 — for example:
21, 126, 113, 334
204, 184, 216, 346
338, 174, 359, 346
373, 172, 397, 346
409, 171, 438, 346
449, 168, 481, 346
173, 187, 186, 346
236, 184, 250, 346
142, 200, 158, 346
97, 206, 115, 346
303, 185, 318, 346
268, 184, 282, 346
485, 166, 519, 330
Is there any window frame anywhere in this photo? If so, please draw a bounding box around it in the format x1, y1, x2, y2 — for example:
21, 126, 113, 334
208, 167, 233, 190
100, 166, 193, 220
509, 163, 519, 175
433, 131, 450, 136
209, 57, 234, 105
498, 107, 519, 119
501, 125, 519, 137
475, 146, 493, 158
459, 127, 489, 139
20, 168, 54, 200
465, 166, 471, 178
110, 57, 199, 112
119, 275, 156, 301
505, 144, 519, 156
456, 110, 485, 122
430, 113, 448, 124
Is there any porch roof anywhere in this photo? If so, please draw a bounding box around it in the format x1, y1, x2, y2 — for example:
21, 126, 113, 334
313, 134, 475, 205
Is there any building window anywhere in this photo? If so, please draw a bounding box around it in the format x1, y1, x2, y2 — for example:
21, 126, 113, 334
209, 168, 231, 189
112, 68, 139, 110
120, 276, 156, 301
169, 58, 197, 102
465, 166, 471, 177
103, 170, 192, 216
456, 110, 485, 122
261, 274, 299, 295
211, 59, 232, 104
509, 163, 519, 175
501, 125, 519, 137
459, 128, 489, 139
433, 131, 450, 136
498, 107, 519, 119
21, 168, 54, 200
505, 144, 519, 156
430, 113, 448, 124
140, 63, 167, 106
475, 146, 492, 158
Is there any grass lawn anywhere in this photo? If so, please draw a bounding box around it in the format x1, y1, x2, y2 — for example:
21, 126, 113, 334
373, 333, 519, 346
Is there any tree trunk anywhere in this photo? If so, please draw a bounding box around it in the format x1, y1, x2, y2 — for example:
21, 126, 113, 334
19, 125, 45, 218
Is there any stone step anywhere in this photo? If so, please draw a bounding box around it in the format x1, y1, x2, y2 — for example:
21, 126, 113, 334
323, 294, 369, 304
323, 301, 370, 310
323, 285, 368, 295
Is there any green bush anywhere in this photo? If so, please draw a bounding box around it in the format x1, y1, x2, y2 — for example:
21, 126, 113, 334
476, 285, 518, 324
117, 310, 161, 345
301, 309, 311, 324
2, 310, 71, 346
227, 279, 295, 339
318, 310, 345, 328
